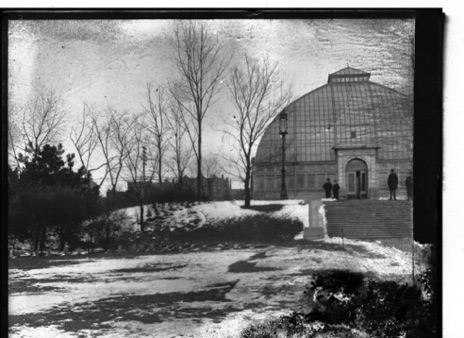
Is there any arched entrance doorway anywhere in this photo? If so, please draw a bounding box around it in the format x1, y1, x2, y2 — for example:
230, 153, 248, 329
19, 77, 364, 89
346, 159, 368, 199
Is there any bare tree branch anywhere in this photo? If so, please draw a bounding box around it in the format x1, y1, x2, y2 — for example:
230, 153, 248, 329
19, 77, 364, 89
89, 107, 130, 201
165, 96, 193, 189
169, 20, 231, 199
142, 83, 171, 188
224, 53, 292, 207
69, 104, 103, 183
7, 103, 22, 168
8, 90, 67, 169
19, 89, 67, 155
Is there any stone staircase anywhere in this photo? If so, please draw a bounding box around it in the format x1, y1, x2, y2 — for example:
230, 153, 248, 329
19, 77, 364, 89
324, 200, 413, 239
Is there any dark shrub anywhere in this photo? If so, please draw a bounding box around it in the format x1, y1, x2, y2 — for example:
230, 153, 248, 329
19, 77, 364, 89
310, 270, 365, 295
171, 215, 303, 243
241, 204, 283, 212
85, 210, 129, 250
241, 269, 437, 338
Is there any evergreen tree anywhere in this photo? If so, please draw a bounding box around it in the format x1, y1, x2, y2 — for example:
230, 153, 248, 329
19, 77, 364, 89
18, 142, 91, 189
8, 143, 101, 251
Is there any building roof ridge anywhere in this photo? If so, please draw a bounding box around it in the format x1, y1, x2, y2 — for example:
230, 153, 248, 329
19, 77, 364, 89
330, 67, 370, 76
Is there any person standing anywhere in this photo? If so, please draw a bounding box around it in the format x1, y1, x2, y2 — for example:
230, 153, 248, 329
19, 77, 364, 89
405, 170, 413, 200
387, 169, 398, 200
333, 180, 340, 200
323, 178, 333, 198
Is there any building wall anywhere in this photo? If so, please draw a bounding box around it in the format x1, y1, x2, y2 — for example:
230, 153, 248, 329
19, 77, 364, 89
183, 175, 231, 201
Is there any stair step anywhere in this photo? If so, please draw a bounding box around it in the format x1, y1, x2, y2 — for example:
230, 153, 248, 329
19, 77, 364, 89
323, 200, 413, 240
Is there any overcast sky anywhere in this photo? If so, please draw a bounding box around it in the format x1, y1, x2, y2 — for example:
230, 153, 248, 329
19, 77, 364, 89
8, 18, 414, 187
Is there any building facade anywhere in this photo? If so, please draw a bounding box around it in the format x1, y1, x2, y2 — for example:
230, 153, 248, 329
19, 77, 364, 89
252, 67, 413, 201
183, 175, 231, 201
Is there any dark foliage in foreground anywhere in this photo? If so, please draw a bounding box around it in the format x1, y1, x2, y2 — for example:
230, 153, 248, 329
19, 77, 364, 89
241, 267, 437, 338
8, 143, 100, 251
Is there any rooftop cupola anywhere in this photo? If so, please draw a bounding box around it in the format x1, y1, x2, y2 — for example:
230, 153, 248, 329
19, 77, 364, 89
328, 67, 371, 83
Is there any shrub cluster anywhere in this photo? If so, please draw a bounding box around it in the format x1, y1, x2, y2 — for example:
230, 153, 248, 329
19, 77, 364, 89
241, 269, 437, 338
171, 214, 303, 243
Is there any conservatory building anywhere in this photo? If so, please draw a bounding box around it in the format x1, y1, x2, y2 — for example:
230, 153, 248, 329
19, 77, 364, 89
252, 67, 413, 201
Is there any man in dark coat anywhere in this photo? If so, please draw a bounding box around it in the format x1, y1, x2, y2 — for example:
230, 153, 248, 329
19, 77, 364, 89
387, 169, 398, 200
405, 170, 413, 200
333, 180, 340, 200
323, 178, 333, 198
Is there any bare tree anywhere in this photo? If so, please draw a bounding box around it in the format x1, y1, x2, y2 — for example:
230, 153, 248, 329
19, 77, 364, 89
169, 20, 231, 200
165, 98, 193, 190
69, 104, 106, 188
142, 83, 170, 190
8, 103, 22, 168
118, 114, 149, 230
8, 90, 67, 166
20, 90, 67, 155
224, 54, 292, 208
90, 107, 132, 206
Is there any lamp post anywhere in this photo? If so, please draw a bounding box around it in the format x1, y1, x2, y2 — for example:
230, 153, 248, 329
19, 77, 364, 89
141, 146, 147, 231
279, 111, 288, 200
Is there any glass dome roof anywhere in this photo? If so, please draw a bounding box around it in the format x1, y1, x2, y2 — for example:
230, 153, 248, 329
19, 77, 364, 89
254, 67, 413, 165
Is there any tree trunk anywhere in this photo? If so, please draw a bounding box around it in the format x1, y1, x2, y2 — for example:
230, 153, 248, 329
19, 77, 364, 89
244, 159, 252, 208
197, 123, 203, 201
59, 226, 65, 251
158, 136, 162, 192
140, 198, 144, 232
39, 229, 47, 253
244, 173, 251, 208
178, 170, 183, 190
104, 222, 110, 250
34, 233, 40, 252
111, 187, 117, 210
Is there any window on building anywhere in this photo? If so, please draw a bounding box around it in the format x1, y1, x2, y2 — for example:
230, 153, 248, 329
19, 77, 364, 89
287, 173, 295, 190
307, 174, 316, 189
256, 176, 265, 190
351, 131, 357, 138
316, 174, 326, 190
266, 176, 275, 190
296, 174, 305, 189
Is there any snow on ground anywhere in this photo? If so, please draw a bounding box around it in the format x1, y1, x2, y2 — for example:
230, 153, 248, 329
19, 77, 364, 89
10, 325, 79, 338
119, 200, 309, 233
9, 199, 424, 338
378, 196, 408, 200
9, 237, 423, 338
188, 199, 308, 226
194, 201, 259, 220
9, 251, 253, 316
